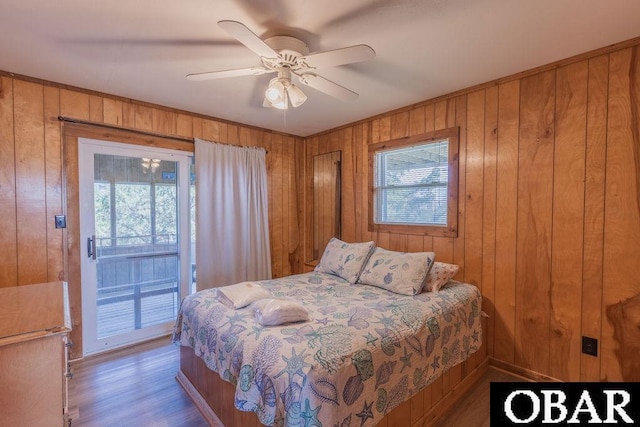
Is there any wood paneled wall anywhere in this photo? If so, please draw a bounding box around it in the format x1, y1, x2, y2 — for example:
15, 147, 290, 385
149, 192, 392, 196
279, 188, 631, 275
0, 74, 303, 356
1, 39, 639, 379
303, 43, 640, 382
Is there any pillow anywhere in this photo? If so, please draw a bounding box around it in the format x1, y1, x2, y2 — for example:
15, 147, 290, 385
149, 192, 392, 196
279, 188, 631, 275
423, 262, 459, 292
357, 247, 435, 296
252, 298, 310, 326
314, 238, 375, 283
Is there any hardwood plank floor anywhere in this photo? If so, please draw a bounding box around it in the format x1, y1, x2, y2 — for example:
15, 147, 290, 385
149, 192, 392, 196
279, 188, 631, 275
70, 338, 523, 426
70, 336, 207, 427
433, 366, 527, 427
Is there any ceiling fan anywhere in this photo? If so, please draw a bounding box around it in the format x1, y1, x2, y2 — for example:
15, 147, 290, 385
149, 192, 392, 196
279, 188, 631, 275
186, 20, 375, 110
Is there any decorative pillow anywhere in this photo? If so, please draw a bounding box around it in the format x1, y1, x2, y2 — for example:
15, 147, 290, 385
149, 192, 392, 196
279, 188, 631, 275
252, 298, 310, 326
423, 262, 459, 292
314, 238, 375, 283
357, 247, 435, 296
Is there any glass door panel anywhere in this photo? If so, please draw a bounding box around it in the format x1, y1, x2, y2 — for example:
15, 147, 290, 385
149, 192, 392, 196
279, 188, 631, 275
79, 139, 192, 355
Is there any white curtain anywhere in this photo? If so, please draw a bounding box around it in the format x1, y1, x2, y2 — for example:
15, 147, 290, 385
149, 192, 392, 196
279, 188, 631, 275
195, 138, 271, 290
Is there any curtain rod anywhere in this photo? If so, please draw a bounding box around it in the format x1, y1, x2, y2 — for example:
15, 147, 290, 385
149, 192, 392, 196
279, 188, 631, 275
57, 116, 268, 153
58, 116, 195, 143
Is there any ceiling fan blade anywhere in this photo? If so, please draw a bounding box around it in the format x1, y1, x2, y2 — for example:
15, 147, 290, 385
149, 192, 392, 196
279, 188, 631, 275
186, 66, 273, 81
296, 73, 359, 102
218, 20, 279, 58
300, 44, 375, 68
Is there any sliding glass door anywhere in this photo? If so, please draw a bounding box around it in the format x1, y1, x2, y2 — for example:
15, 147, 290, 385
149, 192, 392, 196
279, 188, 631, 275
79, 138, 194, 355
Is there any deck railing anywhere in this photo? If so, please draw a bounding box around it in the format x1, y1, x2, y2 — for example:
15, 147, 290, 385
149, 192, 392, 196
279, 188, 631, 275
95, 235, 181, 338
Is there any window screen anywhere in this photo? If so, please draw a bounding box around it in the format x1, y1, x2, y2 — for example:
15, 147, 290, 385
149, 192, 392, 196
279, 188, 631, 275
373, 140, 449, 226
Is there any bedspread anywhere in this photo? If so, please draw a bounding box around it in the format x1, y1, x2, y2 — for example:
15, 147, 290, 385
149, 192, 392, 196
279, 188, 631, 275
172, 272, 482, 427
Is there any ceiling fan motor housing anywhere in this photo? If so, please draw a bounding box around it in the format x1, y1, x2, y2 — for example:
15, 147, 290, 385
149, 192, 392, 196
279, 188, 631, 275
262, 36, 310, 69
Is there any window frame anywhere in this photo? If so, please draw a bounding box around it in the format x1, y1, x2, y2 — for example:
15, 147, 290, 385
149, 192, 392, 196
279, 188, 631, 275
368, 126, 459, 237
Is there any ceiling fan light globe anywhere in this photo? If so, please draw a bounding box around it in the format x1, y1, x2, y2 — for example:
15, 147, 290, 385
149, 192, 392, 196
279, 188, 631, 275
265, 78, 286, 103
265, 87, 281, 102
287, 84, 307, 108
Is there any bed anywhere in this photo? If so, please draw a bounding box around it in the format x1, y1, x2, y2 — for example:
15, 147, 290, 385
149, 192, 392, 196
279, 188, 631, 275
172, 262, 482, 426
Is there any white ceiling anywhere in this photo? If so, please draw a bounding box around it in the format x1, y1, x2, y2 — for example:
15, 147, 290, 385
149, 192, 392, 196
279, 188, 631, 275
1, 0, 639, 137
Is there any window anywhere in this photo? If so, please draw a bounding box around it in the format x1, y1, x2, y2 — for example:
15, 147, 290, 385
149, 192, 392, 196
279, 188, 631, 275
368, 127, 459, 237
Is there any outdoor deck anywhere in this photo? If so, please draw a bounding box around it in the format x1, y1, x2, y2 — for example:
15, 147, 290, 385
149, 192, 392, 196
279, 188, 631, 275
97, 290, 179, 339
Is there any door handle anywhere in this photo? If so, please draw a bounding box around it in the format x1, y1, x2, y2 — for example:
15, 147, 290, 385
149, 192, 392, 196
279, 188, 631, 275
87, 235, 96, 260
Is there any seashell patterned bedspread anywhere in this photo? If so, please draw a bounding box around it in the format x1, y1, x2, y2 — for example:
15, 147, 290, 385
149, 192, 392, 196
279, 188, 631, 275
172, 272, 482, 427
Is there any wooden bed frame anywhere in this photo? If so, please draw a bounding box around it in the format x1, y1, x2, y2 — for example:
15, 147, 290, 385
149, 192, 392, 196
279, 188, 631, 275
177, 317, 487, 427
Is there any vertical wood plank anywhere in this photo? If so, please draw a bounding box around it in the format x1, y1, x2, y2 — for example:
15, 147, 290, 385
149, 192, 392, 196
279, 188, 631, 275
60, 89, 90, 120
493, 80, 519, 363
152, 109, 176, 135
262, 132, 274, 269
581, 54, 608, 381
410, 389, 424, 425
482, 86, 499, 358
292, 136, 304, 273
386, 398, 411, 427
305, 136, 316, 260
362, 123, 373, 244
103, 98, 123, 126
121, 102, 135, 128
550, 60, 588, 381
341, 127, 356, 244
201, 119, 219, 141
14, 80, 48, 285
453, 94, 467, 281
464, 90, 485, 290
89, 95, 104, 123
44, 86, 63, 282
515, 70, 555, 374
134, 104, 153, 131
0, 76, 18, 286
176, 113, 194, 138
602, 47, 640, 382
227, 124, 240, 145
271, 134, 283, 277
281, 135, 291, 276
390, 111, 409, 140
355, 123, 370, 244
191, 117, 203, 139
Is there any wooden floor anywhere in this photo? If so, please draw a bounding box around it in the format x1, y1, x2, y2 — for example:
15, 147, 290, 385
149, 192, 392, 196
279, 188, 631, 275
433, 366, 526, 427
70, 338, 523, 426
70, 336, 207, 427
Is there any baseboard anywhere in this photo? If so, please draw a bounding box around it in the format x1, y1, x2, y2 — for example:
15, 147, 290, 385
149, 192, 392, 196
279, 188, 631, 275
489, 357, 560, 382
416, 356, 490, 426
176, 370, 224, 427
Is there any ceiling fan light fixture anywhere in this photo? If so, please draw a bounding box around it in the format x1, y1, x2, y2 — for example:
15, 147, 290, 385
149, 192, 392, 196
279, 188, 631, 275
265, 75, 306, 109
265, 78, 286, 104
287, 84, 307, 108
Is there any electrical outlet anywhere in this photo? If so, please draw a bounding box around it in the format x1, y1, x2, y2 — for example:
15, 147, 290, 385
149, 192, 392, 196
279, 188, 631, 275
55, 215, 66, 229
582, 336, 598, 357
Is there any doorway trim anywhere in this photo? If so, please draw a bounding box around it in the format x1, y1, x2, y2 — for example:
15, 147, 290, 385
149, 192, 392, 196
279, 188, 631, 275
63, 122, 193, 359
